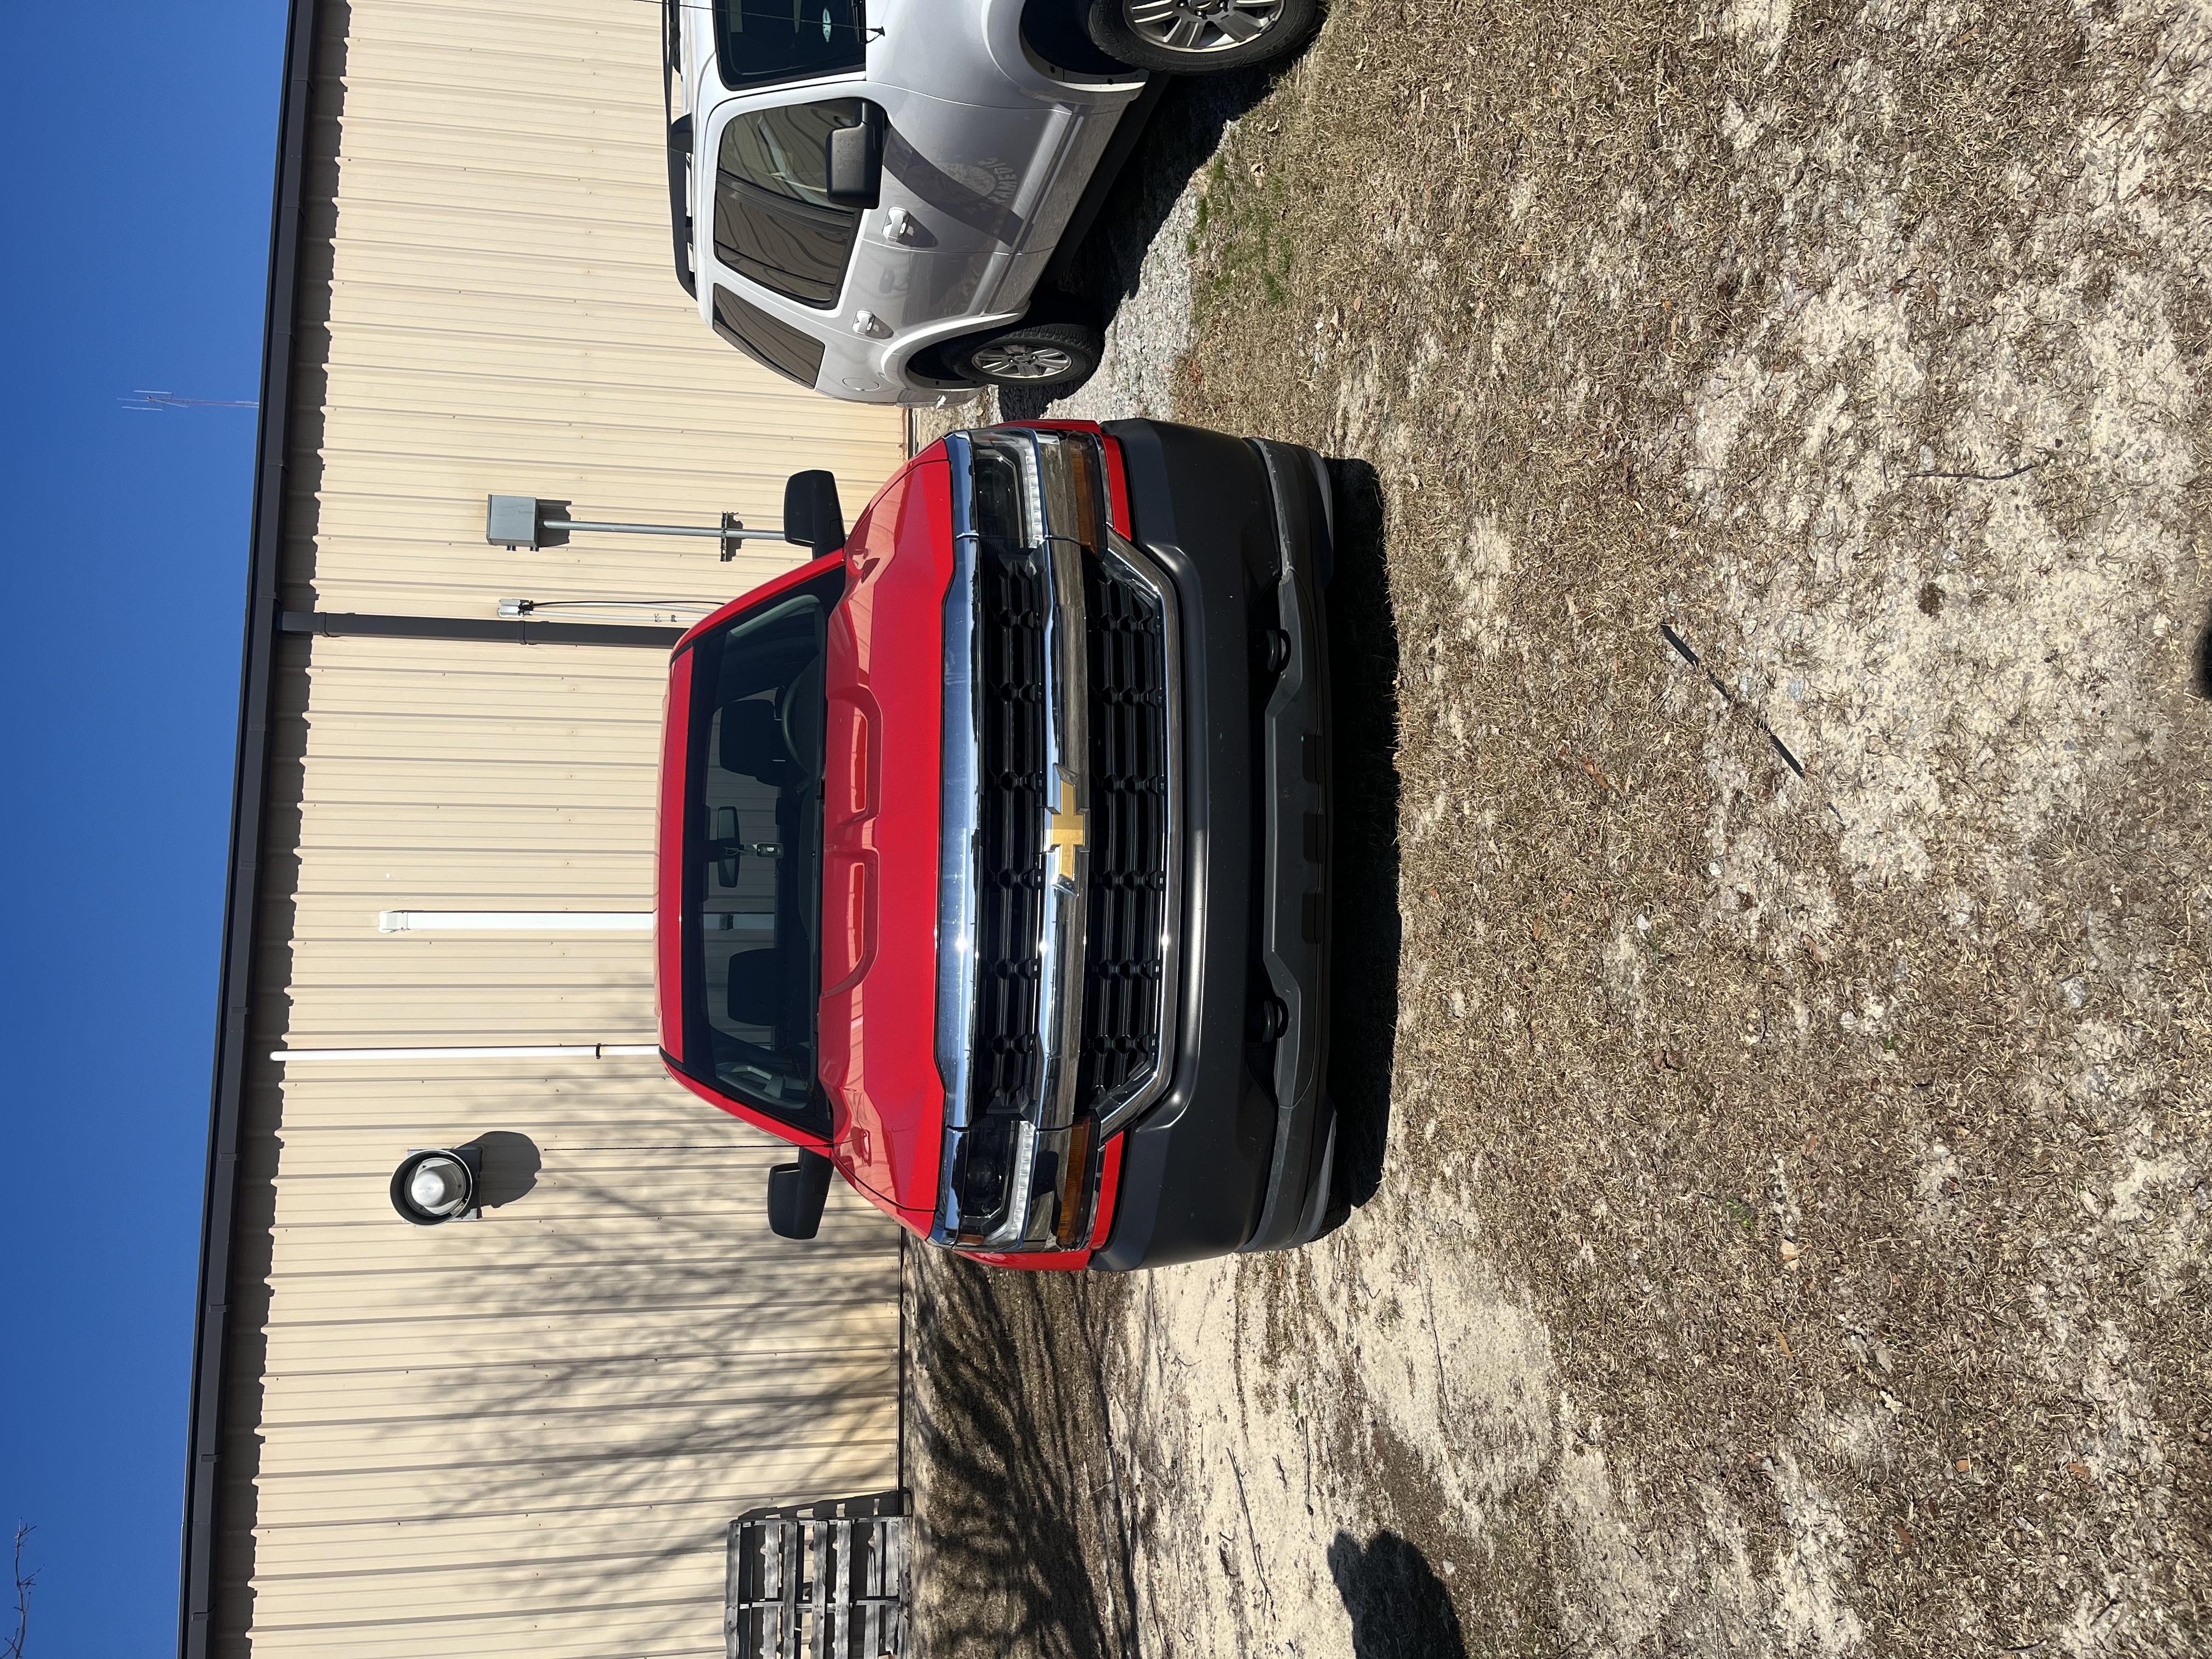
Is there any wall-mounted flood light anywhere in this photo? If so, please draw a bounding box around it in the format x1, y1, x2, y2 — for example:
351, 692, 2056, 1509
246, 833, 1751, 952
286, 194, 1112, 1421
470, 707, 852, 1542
390, 1147, 483, 1225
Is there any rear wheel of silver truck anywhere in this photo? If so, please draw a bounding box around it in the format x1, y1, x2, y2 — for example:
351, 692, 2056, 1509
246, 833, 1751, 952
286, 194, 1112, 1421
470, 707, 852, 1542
1085, 0, 1322, 74
947, 321, 1103, 394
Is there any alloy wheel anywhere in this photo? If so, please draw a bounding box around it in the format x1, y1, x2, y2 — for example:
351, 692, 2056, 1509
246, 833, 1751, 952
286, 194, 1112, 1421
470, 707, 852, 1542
1124, 0, 1285, 53
972, 343, 1078, 381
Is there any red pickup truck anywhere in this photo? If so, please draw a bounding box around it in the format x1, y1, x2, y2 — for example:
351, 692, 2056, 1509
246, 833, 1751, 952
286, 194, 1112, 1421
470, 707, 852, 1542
655, 420, 1337, 1268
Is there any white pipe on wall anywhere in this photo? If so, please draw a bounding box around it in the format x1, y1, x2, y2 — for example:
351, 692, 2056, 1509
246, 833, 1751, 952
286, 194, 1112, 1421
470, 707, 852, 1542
377, 911, 654, 933
272, 1043, 660, 1063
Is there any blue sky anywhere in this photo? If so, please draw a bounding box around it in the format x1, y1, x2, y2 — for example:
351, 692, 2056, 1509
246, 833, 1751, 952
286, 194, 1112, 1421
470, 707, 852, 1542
1, 2, 287, 1652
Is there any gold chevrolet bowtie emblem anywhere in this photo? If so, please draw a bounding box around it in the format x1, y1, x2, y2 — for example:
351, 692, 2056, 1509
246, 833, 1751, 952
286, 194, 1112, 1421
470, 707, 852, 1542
1044, 776, 1087, 887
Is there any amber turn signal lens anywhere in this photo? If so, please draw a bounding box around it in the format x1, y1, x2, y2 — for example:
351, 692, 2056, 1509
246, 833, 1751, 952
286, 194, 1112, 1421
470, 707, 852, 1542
1054, 1117, 1096, 1248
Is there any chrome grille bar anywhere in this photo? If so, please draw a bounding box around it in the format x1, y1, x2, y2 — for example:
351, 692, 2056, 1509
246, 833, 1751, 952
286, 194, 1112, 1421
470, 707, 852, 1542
1090, 526, 1181, 1138
932, 428, 1177, 1251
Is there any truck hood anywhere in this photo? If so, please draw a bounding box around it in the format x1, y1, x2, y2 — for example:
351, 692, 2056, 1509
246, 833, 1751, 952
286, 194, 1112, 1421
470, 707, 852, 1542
817, 453, 954, 1227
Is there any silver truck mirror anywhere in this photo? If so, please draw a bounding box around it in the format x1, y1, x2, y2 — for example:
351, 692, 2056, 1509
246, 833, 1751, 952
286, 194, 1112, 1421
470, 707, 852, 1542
824, 104, 885, 209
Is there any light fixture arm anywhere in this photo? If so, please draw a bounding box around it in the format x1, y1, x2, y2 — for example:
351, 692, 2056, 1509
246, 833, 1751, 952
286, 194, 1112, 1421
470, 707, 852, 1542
487, 495, 781, 562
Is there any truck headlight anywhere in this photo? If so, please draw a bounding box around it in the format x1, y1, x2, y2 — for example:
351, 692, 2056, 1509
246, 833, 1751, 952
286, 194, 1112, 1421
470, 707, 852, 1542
935, 1117, 1099, 1251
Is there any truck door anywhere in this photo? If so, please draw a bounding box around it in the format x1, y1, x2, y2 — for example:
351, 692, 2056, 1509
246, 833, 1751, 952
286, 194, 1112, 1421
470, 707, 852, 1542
857, 85, 1064, 326
708, 98, 873, 314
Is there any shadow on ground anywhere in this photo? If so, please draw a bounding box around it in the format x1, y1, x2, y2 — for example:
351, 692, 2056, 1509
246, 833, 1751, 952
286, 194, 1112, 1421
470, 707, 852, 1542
1322, 456, 1400, 1217
1000, 70, 1280, 420
906, 1252, 1136, 1659
1328, 1530, 1471, 1659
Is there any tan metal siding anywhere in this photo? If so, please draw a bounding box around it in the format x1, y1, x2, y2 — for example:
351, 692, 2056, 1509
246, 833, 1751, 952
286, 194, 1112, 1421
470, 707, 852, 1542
217, 0, 910, 1651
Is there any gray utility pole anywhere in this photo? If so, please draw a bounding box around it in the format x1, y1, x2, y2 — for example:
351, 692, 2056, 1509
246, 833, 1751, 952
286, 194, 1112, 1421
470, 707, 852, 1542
486, 495, 782, 562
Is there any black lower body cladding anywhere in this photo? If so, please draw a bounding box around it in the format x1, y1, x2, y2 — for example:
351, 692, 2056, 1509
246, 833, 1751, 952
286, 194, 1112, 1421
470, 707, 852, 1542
1093, 420, 1336, 1272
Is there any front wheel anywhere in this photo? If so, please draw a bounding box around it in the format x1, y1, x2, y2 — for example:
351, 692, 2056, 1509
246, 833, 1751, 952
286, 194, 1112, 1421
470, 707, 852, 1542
1085, 0, 1322, 74
946, 321, 1103, 394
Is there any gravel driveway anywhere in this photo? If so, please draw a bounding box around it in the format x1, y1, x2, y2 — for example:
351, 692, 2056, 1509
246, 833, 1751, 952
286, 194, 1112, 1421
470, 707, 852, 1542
909, 4, 2212, 1652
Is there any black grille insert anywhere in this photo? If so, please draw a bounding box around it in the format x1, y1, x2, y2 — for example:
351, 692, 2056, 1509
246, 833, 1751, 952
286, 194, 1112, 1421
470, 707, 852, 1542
971, 550, 1048, 1121
1079, 552, 1170, 1114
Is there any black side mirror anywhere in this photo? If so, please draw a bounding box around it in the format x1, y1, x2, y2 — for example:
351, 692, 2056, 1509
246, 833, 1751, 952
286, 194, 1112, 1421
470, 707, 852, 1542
665, 115, 696, 297
783, 470, 847, 556
766, 1149, 835, 1240
824, 103, 885, 209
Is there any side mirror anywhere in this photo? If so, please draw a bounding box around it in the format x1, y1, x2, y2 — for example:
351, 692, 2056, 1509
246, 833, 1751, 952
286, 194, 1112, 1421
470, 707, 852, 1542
824, 104, 885, 209
665, 115, 696, 297
783, 470, 847, 556
767, 1149, 836, 1240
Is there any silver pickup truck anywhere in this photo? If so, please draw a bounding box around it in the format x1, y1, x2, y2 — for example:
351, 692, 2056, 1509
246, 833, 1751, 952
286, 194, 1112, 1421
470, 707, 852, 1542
663, 1, 1319, 405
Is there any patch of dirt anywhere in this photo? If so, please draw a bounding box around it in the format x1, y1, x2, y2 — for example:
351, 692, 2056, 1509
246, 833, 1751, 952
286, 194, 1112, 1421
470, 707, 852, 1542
907, 2, 2212, 1653
905, 1249, 1139, 1659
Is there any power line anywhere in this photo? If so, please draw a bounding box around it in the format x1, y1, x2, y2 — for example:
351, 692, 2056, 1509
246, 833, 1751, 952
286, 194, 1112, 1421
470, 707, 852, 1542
121, 391, 258, 414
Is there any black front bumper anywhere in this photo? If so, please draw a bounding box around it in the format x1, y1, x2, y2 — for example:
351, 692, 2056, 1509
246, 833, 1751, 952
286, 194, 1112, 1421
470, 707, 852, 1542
1092, 420, 1336, 1272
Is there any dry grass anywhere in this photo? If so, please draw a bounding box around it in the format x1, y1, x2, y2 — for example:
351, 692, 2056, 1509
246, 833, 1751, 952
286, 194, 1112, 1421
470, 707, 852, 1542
910, 1, 2212, 1651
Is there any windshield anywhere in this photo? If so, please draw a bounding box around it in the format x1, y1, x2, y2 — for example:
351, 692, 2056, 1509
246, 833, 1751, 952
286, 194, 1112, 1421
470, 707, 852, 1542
714, 1, 868, 91
676, 571, 842, 1135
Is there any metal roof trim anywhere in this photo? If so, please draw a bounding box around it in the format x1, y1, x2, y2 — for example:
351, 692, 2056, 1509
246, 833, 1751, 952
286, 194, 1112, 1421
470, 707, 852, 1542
177, 3, 320, 1654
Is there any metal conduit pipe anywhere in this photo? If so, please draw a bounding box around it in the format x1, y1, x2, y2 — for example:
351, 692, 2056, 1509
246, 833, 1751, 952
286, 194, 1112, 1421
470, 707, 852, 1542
272, 1043, 661, 1063
376, 911, 654, 933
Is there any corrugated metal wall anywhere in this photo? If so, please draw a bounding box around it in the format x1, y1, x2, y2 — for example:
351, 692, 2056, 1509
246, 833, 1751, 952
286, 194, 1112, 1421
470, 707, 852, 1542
218, 2, 910, 1652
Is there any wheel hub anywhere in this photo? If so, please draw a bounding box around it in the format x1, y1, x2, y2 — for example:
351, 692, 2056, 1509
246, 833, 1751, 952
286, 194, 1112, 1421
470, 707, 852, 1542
973, 344, 1077, 382
1124, 0, 1283, 54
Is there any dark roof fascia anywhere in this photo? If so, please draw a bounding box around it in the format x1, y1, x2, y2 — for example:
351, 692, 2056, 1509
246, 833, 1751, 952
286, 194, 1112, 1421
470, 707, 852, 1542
176, 1, 321, 1655
278, 610, 686, 648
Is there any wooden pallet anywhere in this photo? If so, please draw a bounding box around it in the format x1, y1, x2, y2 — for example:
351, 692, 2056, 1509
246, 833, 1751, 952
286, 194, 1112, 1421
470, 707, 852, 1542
726, 1492, 909, 1659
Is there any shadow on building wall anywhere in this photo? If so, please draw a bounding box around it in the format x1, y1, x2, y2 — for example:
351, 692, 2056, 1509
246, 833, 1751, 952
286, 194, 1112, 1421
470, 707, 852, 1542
460, 1128, 542, 1209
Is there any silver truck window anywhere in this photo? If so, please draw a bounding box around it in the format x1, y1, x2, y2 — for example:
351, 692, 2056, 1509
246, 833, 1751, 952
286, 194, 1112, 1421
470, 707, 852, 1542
714, 100, 863, 307
714, 1, 867, 92
712, 286, 827, 387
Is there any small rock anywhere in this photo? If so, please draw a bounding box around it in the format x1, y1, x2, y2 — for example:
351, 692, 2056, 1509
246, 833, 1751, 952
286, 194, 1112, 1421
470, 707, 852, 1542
2059, 976, 2088, 1010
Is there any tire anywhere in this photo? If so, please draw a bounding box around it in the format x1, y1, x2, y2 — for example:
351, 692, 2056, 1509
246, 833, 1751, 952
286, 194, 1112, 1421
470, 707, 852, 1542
946, 320, 1103, 393
1084, 0, 1321, 74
